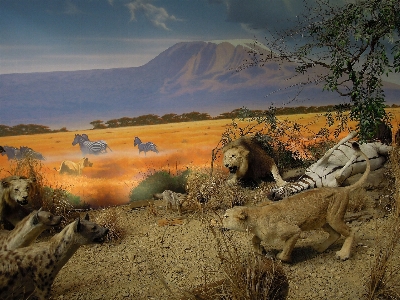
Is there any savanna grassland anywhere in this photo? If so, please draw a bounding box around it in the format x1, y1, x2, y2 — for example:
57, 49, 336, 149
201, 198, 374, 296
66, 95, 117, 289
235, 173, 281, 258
2, 108, 400, 300
2, 108, 400, 207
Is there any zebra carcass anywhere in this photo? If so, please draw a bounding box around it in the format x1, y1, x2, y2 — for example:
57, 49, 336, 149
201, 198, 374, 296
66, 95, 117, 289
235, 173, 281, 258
268, 131, 391, 200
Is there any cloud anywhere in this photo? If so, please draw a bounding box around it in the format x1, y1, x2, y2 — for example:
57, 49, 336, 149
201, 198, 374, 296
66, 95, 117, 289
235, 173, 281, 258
223, 0, 309, 33
126, 0, 181, 30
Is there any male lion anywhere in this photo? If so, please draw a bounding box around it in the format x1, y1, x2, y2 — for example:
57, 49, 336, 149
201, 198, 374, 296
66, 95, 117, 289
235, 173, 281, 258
223, 142, 369, 262
0, 176, 33, 226
222, 136, 287, 187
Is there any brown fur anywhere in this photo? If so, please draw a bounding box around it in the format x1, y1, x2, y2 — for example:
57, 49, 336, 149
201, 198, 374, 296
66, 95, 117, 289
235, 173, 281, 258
222, 136, 286, 187
55, 157, 93, 175
0, 208, 62, 251
0, 214, 108, 299
223, 142, 370, 263
0, 176, 32, 226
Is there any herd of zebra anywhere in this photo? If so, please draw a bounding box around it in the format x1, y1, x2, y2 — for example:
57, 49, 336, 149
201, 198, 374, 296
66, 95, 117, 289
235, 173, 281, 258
0, 145, 46, 161
0, 134, 159, 161
72, 134, 159, 156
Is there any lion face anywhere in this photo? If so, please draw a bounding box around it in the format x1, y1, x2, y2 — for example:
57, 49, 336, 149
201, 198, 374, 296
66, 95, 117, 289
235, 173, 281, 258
222, 206, 248, 232
223, 147, 245, 174
2, 177, 32, 206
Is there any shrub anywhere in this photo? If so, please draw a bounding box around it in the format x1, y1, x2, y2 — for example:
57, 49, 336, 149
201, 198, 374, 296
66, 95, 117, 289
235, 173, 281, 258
5, 156, 88, 227
129, 169, 190, 202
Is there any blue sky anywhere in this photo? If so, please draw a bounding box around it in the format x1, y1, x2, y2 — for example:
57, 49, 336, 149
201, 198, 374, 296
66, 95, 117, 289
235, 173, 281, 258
0, 0, 311, 74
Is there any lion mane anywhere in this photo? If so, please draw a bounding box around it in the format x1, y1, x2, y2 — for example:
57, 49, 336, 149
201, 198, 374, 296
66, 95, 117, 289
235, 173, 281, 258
222, 136, 286, 187
0, 176, 32, 227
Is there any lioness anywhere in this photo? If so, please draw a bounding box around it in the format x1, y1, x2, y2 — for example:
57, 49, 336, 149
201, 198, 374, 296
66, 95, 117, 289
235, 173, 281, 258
55, 157, 93, 175
0, 176, 32, 226
223, 142, 369, 262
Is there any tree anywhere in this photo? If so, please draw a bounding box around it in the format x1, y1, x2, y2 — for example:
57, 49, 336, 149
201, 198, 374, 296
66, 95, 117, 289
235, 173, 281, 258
90, 120, 107, 129
247, 0, 400, 141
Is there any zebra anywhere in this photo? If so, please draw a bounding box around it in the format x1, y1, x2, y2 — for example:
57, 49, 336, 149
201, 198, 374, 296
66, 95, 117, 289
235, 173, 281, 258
72, 134, 112, 156
267, 131, 391, 201
19, 146, 45, 160
0, 146, 20, 160
134, 137, 159, 155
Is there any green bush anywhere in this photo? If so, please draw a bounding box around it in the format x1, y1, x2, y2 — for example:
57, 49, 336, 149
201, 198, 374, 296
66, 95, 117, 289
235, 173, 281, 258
129, 169, 190, 202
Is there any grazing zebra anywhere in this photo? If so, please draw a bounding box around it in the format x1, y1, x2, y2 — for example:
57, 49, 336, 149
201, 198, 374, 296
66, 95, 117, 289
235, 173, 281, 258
19, 146, 45, 160
72, 134, 112, 155
134, 137, 159, 155
0, 146, 20, 160
1, 146, 45, 160
267, 131, 391, 201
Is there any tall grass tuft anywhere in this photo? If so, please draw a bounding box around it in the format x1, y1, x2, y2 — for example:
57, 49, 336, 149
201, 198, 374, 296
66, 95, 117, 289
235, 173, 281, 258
365, 144, 400, 299
182, 226, 289, 300
5, 157, 88, 227
185, 167, 274, 213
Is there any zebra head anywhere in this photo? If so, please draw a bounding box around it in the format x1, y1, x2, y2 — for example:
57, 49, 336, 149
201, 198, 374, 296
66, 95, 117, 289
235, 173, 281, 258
81, 133, 90, 141
72, 134, 85, 146
134, 137, 142, 147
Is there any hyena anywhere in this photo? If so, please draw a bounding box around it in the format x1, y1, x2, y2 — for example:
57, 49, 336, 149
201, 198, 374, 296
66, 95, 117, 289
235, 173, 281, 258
0, 208, 62, 251
0, 214, 108, 299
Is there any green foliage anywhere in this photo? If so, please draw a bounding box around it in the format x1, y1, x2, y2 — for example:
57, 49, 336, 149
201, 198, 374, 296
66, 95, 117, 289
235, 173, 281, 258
244, 0, 399, 141
129, 169, 190, 202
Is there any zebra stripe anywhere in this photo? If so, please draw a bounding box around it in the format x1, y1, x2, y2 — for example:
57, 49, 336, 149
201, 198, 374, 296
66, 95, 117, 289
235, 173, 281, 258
268, 138, 391, 201
72, 134, 111, 155
134, 137, 159, 155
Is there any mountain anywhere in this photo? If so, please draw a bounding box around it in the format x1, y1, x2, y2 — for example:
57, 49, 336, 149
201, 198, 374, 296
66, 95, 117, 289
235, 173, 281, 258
1, 40, 399, 130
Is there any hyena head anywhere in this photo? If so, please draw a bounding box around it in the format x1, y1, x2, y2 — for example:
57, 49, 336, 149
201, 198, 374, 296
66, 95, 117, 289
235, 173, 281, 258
71, 214, 109, 245
32, 208, 62, 228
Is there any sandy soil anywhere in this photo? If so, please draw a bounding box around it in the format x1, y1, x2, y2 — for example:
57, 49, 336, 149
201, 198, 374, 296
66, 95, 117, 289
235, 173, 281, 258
48, 164, 398, 300
1, 112, 400, 299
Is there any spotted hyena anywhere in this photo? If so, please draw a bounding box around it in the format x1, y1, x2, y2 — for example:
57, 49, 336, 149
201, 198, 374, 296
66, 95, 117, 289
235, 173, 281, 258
0, 208, 62, 251
0, 214, 108, 299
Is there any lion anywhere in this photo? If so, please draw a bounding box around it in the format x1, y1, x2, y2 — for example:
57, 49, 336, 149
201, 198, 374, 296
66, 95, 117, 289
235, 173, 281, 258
55, 157, 93, 175
0, 176, 33, 227
223, 142, 369, 263
222, 136, 287, 187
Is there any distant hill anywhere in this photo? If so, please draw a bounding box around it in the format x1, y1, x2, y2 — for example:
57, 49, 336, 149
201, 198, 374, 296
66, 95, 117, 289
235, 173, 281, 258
1, 39, 399, 130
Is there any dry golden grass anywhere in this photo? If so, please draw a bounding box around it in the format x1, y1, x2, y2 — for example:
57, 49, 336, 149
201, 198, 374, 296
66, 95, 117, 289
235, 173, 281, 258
1, 108, 400, 208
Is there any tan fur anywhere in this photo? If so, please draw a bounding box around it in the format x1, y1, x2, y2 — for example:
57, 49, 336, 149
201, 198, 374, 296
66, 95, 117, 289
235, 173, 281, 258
0, 176, 32, 226
223, 142, 370, 263
55, 157, 93, 175
222, 136, 286, 187
0, 208, 62, 251
0, 214, 108, 299
162, 190, 187, 215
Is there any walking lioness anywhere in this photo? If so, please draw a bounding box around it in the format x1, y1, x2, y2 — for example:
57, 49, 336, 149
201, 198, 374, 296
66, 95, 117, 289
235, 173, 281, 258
223, 141, 370, 262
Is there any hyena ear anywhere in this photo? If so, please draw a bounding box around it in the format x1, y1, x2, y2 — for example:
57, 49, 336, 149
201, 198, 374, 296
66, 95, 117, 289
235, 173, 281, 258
84, 213, 90, 221
32, 211, 39, 225
74, 218, 81, 232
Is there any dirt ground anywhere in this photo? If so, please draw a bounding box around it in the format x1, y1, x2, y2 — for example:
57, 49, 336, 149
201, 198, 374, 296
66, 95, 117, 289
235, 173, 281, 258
47, 163, 400, 300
